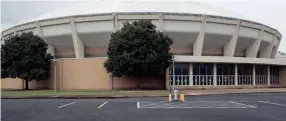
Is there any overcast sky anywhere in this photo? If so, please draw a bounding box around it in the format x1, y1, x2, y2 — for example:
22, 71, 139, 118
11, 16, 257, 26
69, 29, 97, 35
1, 0, 286, 52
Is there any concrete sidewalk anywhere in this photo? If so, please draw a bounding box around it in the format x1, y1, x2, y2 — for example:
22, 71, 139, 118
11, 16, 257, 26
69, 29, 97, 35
182, 88, 286, 95
2, 88, 286, 99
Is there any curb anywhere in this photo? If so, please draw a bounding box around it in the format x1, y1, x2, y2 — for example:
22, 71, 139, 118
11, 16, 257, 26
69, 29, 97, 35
185, 91, 286, 96
1, 95, 167, 99
2, 91, 286, 99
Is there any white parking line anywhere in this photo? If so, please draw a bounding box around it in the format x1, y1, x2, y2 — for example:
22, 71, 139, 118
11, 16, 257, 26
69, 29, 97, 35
137, 101, 140, 108
58, 101, 76, 108
143, 106, 252, 109
258, 101, 286, 107
98, 102, 108, 108
229, 101, 257, 108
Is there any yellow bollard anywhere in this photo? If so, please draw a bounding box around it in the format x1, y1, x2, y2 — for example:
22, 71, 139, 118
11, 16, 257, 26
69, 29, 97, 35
180, 94, 185, 102
169, 94, 172, 102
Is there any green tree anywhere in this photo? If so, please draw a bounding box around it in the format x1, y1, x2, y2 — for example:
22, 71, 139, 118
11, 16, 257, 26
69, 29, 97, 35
1, 32, 53, 90
104, 20, 173, 87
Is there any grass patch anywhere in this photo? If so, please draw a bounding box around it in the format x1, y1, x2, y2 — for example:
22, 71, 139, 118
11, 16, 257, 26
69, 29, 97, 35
1, 90, 169, 97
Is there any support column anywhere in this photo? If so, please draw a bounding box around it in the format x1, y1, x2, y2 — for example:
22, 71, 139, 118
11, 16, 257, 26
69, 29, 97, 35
189, 63, 193, 86
70, 17, 85, 58
235, 64, 238, 86
224, 20, 240, 57
213, 63, 217, 86
253, 64, 256, 86
112, 14, 118, 32
159, 13, 164, 32
36, 21, 55, 57
270, 33, 280, 58
267, 65, 270, 86
246, 28, 264, 58
193, 15, 206, 56
260, 33, 276, 58
13, 27, 17, 36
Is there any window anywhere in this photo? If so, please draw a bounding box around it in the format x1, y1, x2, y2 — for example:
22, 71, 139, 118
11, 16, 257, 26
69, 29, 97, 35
193, 63, 213, 75
169, 63, 189, 75
217, 64, 235, 75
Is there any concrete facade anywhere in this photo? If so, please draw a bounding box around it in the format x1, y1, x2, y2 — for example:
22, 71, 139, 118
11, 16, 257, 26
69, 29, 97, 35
1, 13, 282, 59
1, 12, 285, 90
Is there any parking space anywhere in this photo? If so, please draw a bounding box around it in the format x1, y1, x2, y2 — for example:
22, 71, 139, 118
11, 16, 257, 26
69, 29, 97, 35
138, 101, 257, 108
2, 93, 286, 121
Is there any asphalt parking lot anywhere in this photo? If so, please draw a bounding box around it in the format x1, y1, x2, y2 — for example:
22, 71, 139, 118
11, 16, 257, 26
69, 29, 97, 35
2, 92, 286, 121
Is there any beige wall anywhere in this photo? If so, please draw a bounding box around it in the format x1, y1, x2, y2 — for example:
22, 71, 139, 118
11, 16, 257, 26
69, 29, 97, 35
1, 58, 165, 90
1, 78, 23, 90
1, 78, 50, 90
55, 58, 110, 90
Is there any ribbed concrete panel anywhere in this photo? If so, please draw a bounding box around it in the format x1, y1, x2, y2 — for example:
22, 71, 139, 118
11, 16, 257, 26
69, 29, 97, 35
262, 31, 274, 43
163, 20, 201, 32
238, 26, 260, 38
42, 24, 72, 36
76, 21, 113, 33
205, 22, 236, 35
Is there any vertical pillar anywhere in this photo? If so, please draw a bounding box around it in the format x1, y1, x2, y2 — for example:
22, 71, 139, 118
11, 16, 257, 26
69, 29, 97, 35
246, 28, 264, 58
253, 64, 256, 86
261, 33, 276, 58
37, 21, 55, 57
224, 20, 240, 57
189, 63, 193, 86
193, 15, 206, 56
270, 32, 280, 58
13, 27, 17, 36
235, 64, 238, 86
159, 13, 163, 32
213, 63, 217, 86
267, 65, 270, 86
112, 14, 118, 32
70, 17, 85, 58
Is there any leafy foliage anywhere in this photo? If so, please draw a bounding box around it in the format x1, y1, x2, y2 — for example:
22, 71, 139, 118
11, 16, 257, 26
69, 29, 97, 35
104, 20, 173, 78
1, 32, 53, 89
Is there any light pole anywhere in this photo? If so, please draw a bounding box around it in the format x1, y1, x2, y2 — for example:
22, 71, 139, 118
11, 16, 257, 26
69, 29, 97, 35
172, 59, 175, 93
53, 60, 57, 92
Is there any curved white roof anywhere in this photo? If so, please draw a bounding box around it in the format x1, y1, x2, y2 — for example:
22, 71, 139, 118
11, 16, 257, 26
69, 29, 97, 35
29, 1, 249, 22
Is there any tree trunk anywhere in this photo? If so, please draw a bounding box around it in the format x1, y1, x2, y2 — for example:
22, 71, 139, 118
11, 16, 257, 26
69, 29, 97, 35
25, 80, 29, 90
136, 78, 140, 90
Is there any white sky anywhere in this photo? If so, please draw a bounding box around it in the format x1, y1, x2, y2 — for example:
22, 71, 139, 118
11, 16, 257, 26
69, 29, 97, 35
1, 0, 286, 52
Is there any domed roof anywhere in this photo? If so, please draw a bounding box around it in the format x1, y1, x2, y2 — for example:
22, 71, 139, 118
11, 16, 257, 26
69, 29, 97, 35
30, 1, 248, 22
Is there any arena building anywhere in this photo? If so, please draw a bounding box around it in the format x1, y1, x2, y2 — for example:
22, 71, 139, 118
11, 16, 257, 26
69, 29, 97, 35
1, 1, 286, 90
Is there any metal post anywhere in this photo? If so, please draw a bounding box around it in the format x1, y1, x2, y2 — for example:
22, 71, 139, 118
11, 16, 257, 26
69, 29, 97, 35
172, 59, 175, 92
53, 60, 57, 92
235, 64, 238, 86
267, 65, 270, 86
253, 64, 256, 86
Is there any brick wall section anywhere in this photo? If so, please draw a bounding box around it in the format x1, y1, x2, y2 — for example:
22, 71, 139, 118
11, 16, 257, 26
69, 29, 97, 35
279, 66, 286, 85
